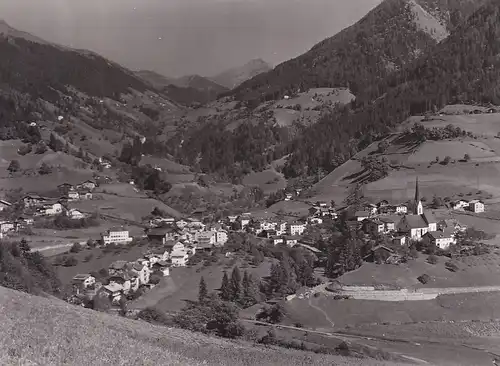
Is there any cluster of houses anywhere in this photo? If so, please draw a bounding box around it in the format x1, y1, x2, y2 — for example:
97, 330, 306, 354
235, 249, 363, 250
451, 199, 485, 213
350, 179, 470, 250
0, 179, 100, 239
71, 248, 171, 305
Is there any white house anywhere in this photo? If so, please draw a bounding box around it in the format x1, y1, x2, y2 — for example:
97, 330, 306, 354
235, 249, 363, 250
423, 229, 456, 250
395, 204, 408, 214
238, 214, 251, 228
215, 230, 228, 245
363, 219, 385, 235
130, 262, 151, 285
452, 199, 469, 210
71, 274, 96, 294
101, 227, 132, 245
261, 221, 277, 231
308, 217, 323, 225
195, 231, 216, 248
40, 202, 63, 216
0, 221, 15, 233
76, 180, 97, 191
284, 236, 298, 247
289, 222, 306, 236
100, 283, 123, 304
171, 250, 189, 267
67, 209, 86, 220
271, 236, 284, 245
468, 200, 485, 213
68, 190, 80, 201
284, 193, 293, 201
276, 222, 287, 235
227, 215, 238, 223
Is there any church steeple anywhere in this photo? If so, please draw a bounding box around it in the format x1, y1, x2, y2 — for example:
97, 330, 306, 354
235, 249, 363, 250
414, 177, 423, 215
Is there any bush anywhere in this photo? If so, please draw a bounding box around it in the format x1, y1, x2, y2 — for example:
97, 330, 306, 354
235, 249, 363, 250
38, 162, 52, 175
63, 256, 78, 267
138, 307, 172, 325
7, 159, 20, 173
70, 242, 82, 253
427, 254, 438, 264
417, 274, 430, 284
34, 141, 48, 154
463, 153, 471, 162
445, 261, 459, 272
17, 144, 32, 156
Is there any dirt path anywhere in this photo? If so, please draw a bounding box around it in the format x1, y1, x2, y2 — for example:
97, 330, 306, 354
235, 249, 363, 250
308, 296, 335, 329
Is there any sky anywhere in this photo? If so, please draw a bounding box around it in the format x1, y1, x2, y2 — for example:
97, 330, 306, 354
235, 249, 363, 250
0, 0, 381, 77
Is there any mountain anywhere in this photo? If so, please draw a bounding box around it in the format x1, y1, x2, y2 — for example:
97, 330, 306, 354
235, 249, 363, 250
281, 0, 500, 178
173, 74, 228, 93
135, 70, 174, 89
211, 59, 272, 89
0, 20, 178, 146
230, 0, 487, 105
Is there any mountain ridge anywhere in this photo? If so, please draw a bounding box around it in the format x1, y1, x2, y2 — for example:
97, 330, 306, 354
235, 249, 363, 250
211, 58, 272, 89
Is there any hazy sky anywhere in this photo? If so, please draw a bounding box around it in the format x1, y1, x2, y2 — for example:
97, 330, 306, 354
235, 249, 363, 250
0, 0, 381, 77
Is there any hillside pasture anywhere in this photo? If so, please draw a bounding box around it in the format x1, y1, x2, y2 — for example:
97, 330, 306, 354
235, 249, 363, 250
406, 140, 499, 164
242, 169, 286, 194
274, 88, 355, 110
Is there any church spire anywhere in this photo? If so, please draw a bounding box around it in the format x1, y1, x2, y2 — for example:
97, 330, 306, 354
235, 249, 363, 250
414, 177, 423, 215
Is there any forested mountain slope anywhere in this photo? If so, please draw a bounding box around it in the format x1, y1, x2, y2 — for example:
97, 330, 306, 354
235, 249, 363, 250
283, 0, 500, 177
230, 0, 485, 105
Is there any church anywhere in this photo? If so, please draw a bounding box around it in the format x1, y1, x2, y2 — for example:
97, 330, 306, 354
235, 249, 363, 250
397, 178, 437, 240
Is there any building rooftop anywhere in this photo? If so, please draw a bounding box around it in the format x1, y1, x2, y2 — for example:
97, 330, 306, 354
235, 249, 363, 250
109, 260, 128, 270
72, 274, 92, 281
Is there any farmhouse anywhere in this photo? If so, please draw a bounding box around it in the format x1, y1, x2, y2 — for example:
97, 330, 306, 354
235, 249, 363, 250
0, 199, 12, 211
392, 235, 407, 246
101, 227, 132, 245
215, 229, 228, 245
363, 203, 378, 215
363, 219, 385, 235
67, 189, 80, 201
468, 200, 485, 213
423, 229, 456, 250
289, 221, 306, 236
0, 221, 15, 233
195, 231, 216, 247
146, 227, 181, 244
57, 183, 74, 195
76, 180, 97, 191
71, 274, 96, 294
22, 194, 47, 208
438, 219, 466, 233
66, 208, 86, 220
108, 260, 129, 276
395, 204, 408, 214
170, 250, 189, 267
238, 214, 252, 228
397, 178, 437, 240
379, 216, 398, 232
354, 211, 370, 222
99, 283, 123, 304
130, 262, 151, 285
78, 189, 93, 200
452, 199, 469, 210
364, 245, 401, 264
276, 221, 287, 235
271, 236, 284, 245
175, 219, 189, 229
152, 261, 170, 276
283, 236, 299, 247
36, 201, 63, 216
308, 217, 323, 225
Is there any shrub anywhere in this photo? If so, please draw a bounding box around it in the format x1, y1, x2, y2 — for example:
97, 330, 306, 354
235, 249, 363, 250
463, 153, 471, 162
445, 261, 459, 272
17, 144, 32, 156
417, 274, 430, 284
70, 242, 82, 253
442, 156, 452, 165
7, 160, 20, 173
63, 256, 78, 267
427, 254, 438, 264
38, 162, 52, 175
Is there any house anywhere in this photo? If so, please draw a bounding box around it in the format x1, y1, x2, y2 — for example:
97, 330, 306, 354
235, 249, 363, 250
0, 199, 12, 211
76, 180, 97, 191
377, 200, 389, 208
308, 207, 321, 216
175, 219, 189, 229
170, 250, 189, 267
363, 203, 378, 215
72, 274, 96, 289
260, 220, 277, 231
423, 229, 456, 250
108, 275, 132, 294
108, 260, 129, 276
187, 218, 205, 230
452, 199, 469, 210
67, 208, 86, 220
101, 227, 132, 245
364, 245, 401, 264
171, 242, 186, 252
308, 217, 323, 225
0, 221, 15, 233
363, 219, 385, 235
227, 215, 238, 223
78, 190, 93, 200
271, 236, 284, 245
100, 283, 123, 304
283, 236, 299, 247
36, 201, 63, 216
438, 219, 466, 233
67, 189, 80, 201
289, 221, 306, 236
195, 231, 216, 247
284, 193, 293, 201
15, 217, 34, 229
130, 262, 151, 285
147, 227, 181, 244
276, 221, 287, 235
468, 200, 485, 213
397, 178, 437, 240
215, 230, 228, 245
354, 211, 370, 222
379, 216, 398, 232
392, 235, 407, 246
395, 204, 408, 214
238, 214, 252, 228
152, 261, 170, 276
22, 194, 47, 208
149, 217, 175, 227
57, 183, 74, 195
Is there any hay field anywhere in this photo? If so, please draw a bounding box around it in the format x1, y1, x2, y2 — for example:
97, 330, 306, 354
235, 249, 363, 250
406, 140, 499, 163
0, 286, 393, 366
242, 169, 286, 194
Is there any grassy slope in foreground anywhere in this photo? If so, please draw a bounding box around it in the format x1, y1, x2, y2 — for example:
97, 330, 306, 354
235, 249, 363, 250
0, 286, 402, 366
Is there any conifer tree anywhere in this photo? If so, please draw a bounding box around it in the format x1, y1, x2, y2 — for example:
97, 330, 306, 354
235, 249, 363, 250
230, 266, 241, 302
241, 270, 257, 307
198, 276, 208, 303
220, 271, 231, 301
